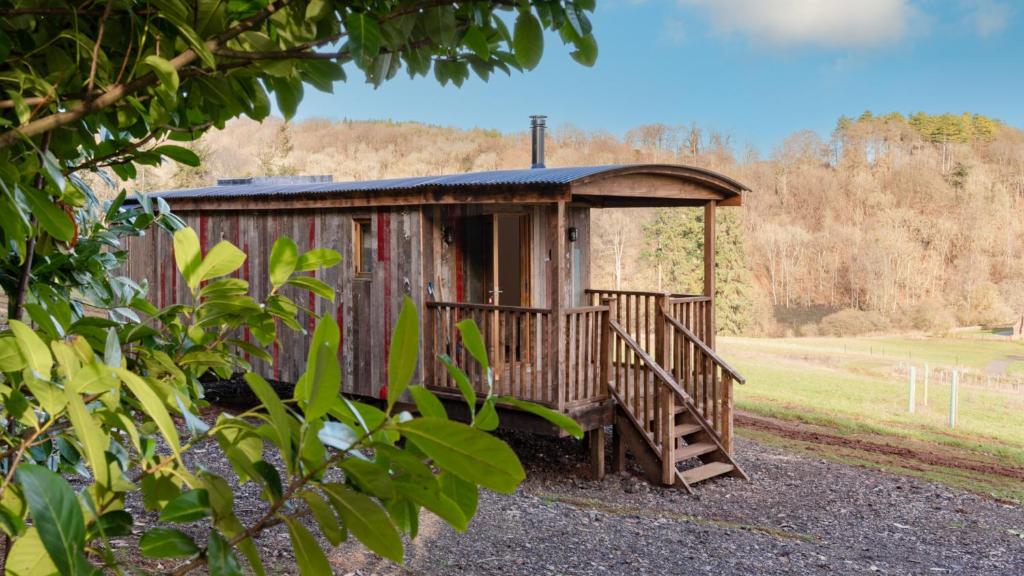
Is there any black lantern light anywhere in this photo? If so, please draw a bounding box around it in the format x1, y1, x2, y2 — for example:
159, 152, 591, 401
442, 225, 455, 245
567, 226, 579, 242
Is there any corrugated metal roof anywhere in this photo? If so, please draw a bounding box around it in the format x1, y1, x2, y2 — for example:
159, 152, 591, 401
152, 165, 625, 201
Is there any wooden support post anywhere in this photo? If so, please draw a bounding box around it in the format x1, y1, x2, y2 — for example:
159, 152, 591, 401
600, 297, 616, 399
703, 201, 716, 350
612, 408, 626, 474
552, 202, 568, 412
721, 374, 734, 454
655, 293, 675, 486
587, 428, 606, 480
660, 386, 675, 486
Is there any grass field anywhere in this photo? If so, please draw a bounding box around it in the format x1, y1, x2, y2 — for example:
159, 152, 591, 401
721, 334, 1024, 503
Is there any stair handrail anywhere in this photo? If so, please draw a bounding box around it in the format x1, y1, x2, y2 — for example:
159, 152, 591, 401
608, 316, 738, 486
608, 318, 691, 401
662, 313, 745, 384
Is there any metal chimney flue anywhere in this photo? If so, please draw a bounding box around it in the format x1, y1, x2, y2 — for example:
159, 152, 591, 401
530, 115, 546, 169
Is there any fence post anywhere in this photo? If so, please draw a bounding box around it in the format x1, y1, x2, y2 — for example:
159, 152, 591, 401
949, 370, 959, 428
908, 366, 917, 414
923, 362, 929, 407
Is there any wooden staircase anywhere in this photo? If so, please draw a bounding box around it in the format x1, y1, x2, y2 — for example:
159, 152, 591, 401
603, 297, 748, 492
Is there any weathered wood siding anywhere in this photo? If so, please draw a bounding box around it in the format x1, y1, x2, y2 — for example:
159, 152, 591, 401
124, 207, 424, 399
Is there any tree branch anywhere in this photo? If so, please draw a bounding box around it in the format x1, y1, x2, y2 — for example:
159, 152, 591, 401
0, 0, 294, 149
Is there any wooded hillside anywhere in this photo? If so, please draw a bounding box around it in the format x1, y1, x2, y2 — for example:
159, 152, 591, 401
132, 113, 1024, 336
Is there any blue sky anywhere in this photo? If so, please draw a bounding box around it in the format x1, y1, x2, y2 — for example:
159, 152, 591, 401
296, 0, 1024, 154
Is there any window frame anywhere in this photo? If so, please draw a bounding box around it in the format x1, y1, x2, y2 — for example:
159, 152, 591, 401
353, 217, 374, 279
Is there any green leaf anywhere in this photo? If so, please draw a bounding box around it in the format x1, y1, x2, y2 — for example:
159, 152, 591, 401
269, 236, 298, 289
194, 240, 247, 288
140, 527, 199, 558
298, 315, 341, 421
438, 354, 476, 417
244, 373, 293, 470
346, 13, 383, 63
5, 90, 28, 125
9, 320, 52, 376
322, 484, 403, 562
305, 0, 331, 20
142, 55, 180, 105
160, 489, 211, 523
296, 248, 342, 271
570, 33, 598, 67
317, 420, 358, 451
5, 528, 58, 576
398, 419, 525, 494
513, 12, 544, 70
154, 144, 201, 167
455, 319, 490, 379
338, 458, 395, 499
0, 336, 26, 372
114, 368, 182, 463
300, 490, 345, 545
65, 391, 111, 488
475, 397, 498, 431
173, 227, 202, 289
41, 151, 67, 193
22, 187, 74, 242
408, 385, 447, 419
286, 276, 335, 301
498, 396, 584, 439
463, 27, 490, 60
440, 472, 479, 520
393, 477, 467, 531
207, 530, 244, 576
15, 465, 86, 575
387, 297, 419, 410
283, 515, 333, 576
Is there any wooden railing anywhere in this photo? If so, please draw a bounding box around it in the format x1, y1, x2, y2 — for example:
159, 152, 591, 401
425, 301, 555, 406
662, 313, 744, 453
586, 289, 710, 354
563, 305, 611, 407
666, 295, 713, 347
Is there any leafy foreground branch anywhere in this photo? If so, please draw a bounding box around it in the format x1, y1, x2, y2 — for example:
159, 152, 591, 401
0, 2, 596, 572
0, 223, 582, 575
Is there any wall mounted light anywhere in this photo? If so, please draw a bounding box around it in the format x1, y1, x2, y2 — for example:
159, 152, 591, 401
567, 226, 579, 242
442, 225, 455, 246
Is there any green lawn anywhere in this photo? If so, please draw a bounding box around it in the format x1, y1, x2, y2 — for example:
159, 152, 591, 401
720, 334, 1024, 501
723, 334, 1023, 370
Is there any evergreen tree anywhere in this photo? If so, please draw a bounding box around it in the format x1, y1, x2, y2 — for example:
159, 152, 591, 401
642, 208, 753, 334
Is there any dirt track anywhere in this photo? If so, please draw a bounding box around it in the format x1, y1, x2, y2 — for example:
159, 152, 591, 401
735, 411, 1024, 483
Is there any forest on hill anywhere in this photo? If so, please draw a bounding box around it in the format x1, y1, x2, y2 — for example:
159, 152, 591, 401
132, 112, 1024, 336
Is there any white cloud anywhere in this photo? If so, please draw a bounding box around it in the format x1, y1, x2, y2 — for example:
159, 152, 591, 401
682, 0, 913, 48
962, 0, 1013, 37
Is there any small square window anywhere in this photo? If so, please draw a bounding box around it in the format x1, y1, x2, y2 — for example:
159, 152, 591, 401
354, 218, 374, 278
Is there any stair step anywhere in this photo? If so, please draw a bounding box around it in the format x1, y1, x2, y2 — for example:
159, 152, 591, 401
675, 442, 718, 461
675, 422, 702, 437
681, 462, 735, 485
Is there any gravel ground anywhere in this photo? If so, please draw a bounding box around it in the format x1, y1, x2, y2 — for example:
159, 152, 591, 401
322, 431, 1024, 576
123, 421, 1023, 575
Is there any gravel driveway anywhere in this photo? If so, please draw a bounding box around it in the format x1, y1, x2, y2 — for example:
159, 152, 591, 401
322, 432, 1023, 576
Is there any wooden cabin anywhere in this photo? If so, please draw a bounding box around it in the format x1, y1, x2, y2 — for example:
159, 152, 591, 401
125, 122, 752, 490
